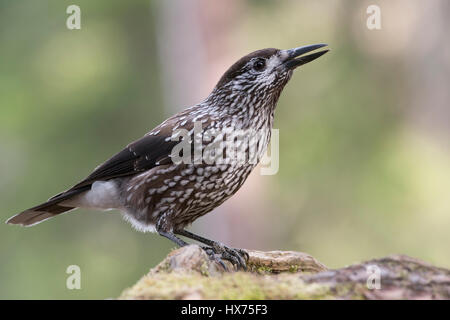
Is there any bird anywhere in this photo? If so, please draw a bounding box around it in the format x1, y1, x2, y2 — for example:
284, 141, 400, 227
7, 44, 328, 270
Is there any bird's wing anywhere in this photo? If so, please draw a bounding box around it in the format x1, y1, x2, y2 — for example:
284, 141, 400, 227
69, 126, 181, 191
65, 106, 209, 193
77, 137, 175, 187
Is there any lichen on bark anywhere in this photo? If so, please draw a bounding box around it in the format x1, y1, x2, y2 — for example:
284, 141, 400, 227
119, 245, 450, 300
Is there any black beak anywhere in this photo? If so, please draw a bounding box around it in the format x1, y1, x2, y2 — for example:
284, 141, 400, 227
282, 44, 328, 70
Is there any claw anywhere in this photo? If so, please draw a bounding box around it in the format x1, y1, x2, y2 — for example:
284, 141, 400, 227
238, 249, 250, 262
222, 251, 241, 269
201, 245, 249, 271
227, 248, 247, 270
201, 246, 229, 271
215, 256, 229, 271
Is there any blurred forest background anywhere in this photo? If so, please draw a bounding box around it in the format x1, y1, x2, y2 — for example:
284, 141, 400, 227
1, 0, 449, 299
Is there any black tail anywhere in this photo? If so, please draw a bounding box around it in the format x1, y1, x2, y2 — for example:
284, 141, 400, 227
6, 187, 89, 226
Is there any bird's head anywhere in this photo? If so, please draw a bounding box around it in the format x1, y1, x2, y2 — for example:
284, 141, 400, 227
214, 44, 328, 99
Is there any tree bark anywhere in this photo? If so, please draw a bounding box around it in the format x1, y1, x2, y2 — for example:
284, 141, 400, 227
119, 245, 450, 300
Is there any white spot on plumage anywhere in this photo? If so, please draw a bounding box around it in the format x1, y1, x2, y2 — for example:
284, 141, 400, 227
157, 186, 168, 193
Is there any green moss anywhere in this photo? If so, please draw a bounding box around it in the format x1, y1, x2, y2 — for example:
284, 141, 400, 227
119, 250, 450, 300
289, 265, 299, 273
119, 271, 334, 300
254, 265, 273, 274
156, 260, 172, 273
199, 261, 210, 277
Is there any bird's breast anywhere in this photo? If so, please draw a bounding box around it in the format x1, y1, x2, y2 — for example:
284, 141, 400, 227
120, 160, 258, 229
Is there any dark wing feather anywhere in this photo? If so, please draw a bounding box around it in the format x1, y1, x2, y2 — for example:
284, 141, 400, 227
71, 133, 178, 190
69, 107, 203, 191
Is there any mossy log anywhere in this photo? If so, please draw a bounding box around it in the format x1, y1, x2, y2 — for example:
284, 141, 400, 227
119, 245, 450, 300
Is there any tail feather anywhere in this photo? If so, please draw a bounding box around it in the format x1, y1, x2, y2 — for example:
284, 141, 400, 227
6, 186, 89, 227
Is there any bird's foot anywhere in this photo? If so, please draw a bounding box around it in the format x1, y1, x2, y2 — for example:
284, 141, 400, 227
201, 243, 249, 271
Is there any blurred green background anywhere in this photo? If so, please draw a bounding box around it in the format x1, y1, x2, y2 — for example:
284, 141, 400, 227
1, 0, 449, 299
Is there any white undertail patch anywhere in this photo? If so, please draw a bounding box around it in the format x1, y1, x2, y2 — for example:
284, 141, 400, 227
62, 181, 122, 210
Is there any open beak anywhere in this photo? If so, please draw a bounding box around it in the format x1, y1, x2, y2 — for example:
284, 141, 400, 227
282, 44, 329, 70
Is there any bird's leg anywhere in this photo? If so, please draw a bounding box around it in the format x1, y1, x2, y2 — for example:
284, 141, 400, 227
157, 229, 189, 247
156, 213, 189, 247
175, 229, 249, 270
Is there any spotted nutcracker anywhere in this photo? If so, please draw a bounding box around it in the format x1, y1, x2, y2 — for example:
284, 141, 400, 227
7, 44, 328, 270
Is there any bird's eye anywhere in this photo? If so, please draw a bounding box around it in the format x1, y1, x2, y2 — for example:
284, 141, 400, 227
253, 59, 266, 71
